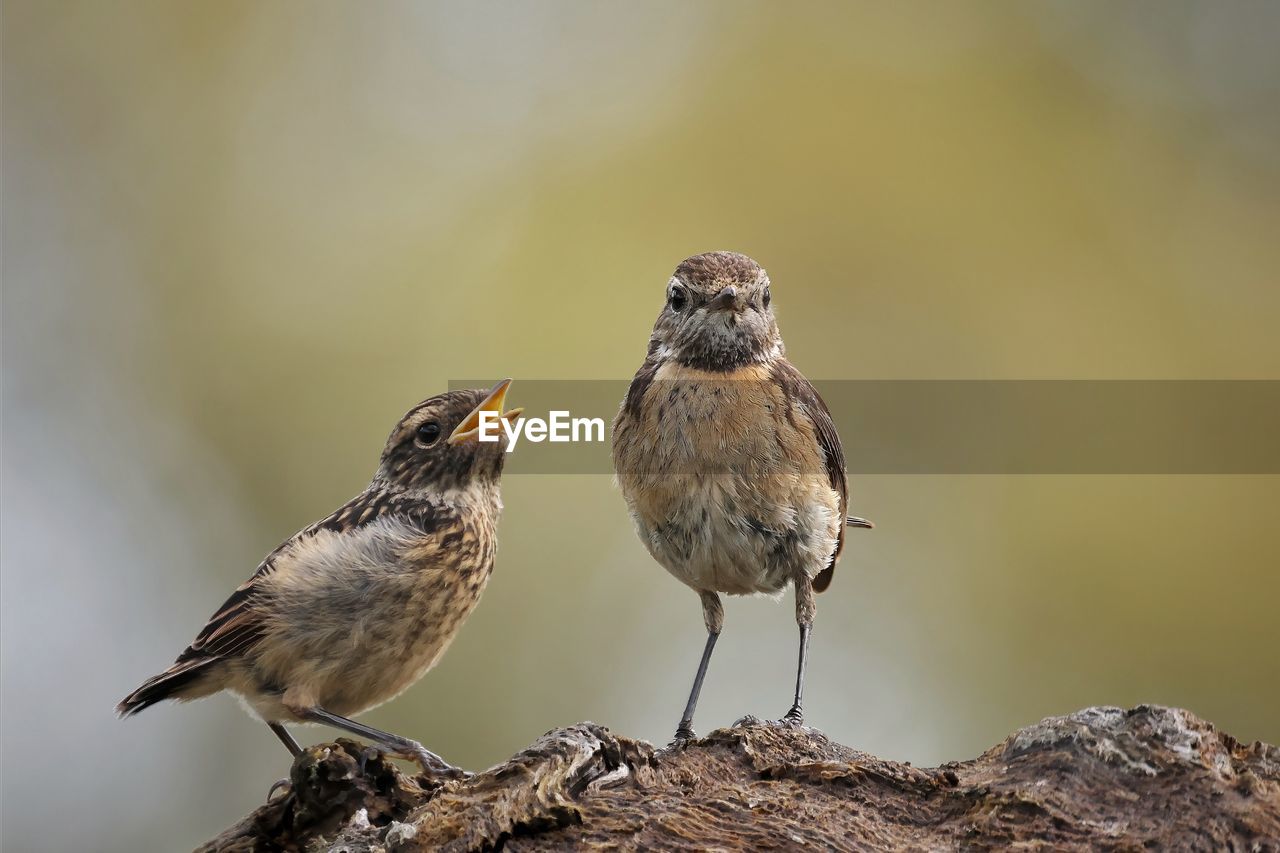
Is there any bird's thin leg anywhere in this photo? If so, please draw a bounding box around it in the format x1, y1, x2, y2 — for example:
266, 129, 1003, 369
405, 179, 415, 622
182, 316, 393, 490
675, 591, 723, 741
783, 623, 812, 724
269, 722, 302, 757
784, 574, 816, 725
676, 632, 719, 740
294, 706, 467, 779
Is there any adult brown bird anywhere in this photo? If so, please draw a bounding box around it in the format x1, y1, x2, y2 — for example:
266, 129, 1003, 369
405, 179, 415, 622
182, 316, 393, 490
612, 252, 871, 740
118, 380, 522, 777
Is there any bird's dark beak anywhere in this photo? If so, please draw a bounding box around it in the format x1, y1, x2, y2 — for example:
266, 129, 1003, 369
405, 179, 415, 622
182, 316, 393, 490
706, 285, 738, 313
448, 379, 523, 444
846, 516, 875, 529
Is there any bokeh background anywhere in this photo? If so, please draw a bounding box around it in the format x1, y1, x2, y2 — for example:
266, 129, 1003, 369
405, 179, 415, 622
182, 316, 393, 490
4, 2, 1279, 850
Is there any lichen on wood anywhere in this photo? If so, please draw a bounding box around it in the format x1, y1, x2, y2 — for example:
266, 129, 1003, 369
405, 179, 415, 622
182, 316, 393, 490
199, 705, 1280, 851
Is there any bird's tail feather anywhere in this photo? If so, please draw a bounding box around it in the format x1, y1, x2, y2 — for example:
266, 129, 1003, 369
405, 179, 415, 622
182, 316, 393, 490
116, 657, 217, 717
812, 562, 836, 593
813, 516, 874, 593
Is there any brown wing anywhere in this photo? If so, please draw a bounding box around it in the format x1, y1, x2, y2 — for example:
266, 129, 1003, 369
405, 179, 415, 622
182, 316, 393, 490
117, 489, 445, 716
772, 361, 848, 593
180, 489, 442, 664
621, 354, 661, 421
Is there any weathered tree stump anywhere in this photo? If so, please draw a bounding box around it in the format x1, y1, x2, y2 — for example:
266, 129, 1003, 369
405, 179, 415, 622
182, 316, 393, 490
200, 705, 1279, 851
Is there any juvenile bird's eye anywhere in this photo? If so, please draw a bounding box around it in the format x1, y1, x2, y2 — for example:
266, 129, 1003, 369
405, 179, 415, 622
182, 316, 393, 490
669, 287, 687, 312
762, 286, 771, 308
416, 422, 442, 444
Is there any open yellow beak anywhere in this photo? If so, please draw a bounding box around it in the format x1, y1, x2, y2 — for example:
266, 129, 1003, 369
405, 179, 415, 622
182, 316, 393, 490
447, 378, 523, 445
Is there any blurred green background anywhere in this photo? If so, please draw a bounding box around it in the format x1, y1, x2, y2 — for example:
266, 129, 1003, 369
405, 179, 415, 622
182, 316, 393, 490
3, 2, 1278, 850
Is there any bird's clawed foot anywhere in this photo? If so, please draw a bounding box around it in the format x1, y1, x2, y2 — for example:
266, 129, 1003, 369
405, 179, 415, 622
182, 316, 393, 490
406, 742, 470, 782
672, 721, 698, 745
781, 705, 805, 727
356, 741, 468, 783
266, 777, 293, 803
357, 745, 384, 777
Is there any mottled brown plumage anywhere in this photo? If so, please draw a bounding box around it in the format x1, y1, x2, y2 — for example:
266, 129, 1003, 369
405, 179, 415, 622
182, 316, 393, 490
119, 381, 521, 778
612, 252, 871, 739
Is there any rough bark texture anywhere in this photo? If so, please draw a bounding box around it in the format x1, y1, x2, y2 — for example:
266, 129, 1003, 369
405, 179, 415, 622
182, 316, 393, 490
200, 705, 1279, 852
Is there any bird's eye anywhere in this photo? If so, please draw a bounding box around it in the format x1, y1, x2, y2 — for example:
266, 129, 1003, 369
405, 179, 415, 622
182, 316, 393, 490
416, 422, 442, 445
669, 287, 687, 312
762, 286, 771, 308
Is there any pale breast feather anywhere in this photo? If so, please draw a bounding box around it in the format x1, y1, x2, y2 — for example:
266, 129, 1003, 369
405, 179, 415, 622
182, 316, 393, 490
613, 358, 845, 595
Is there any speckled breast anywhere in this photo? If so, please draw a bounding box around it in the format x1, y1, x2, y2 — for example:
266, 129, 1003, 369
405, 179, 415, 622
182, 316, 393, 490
613, 363, 842, 596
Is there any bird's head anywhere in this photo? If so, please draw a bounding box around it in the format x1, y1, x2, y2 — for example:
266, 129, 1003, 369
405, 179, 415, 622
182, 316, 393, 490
648, 251, 782, 372
376, 380, 522, 493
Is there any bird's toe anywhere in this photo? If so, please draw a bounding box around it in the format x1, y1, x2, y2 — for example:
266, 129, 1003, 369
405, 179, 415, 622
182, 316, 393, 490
671, 723, 698, 745
266, 777, 293, 803
780, 707, 805, 727
357, 745, 384, 776
408, 743, 470, 781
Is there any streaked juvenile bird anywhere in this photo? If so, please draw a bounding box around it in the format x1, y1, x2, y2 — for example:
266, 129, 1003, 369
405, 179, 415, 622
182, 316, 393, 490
612, 252, 872, 740
118, 380, 522, 777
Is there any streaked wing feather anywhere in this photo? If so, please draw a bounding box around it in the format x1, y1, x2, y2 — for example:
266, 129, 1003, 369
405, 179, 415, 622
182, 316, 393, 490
176, 489, 442, 664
